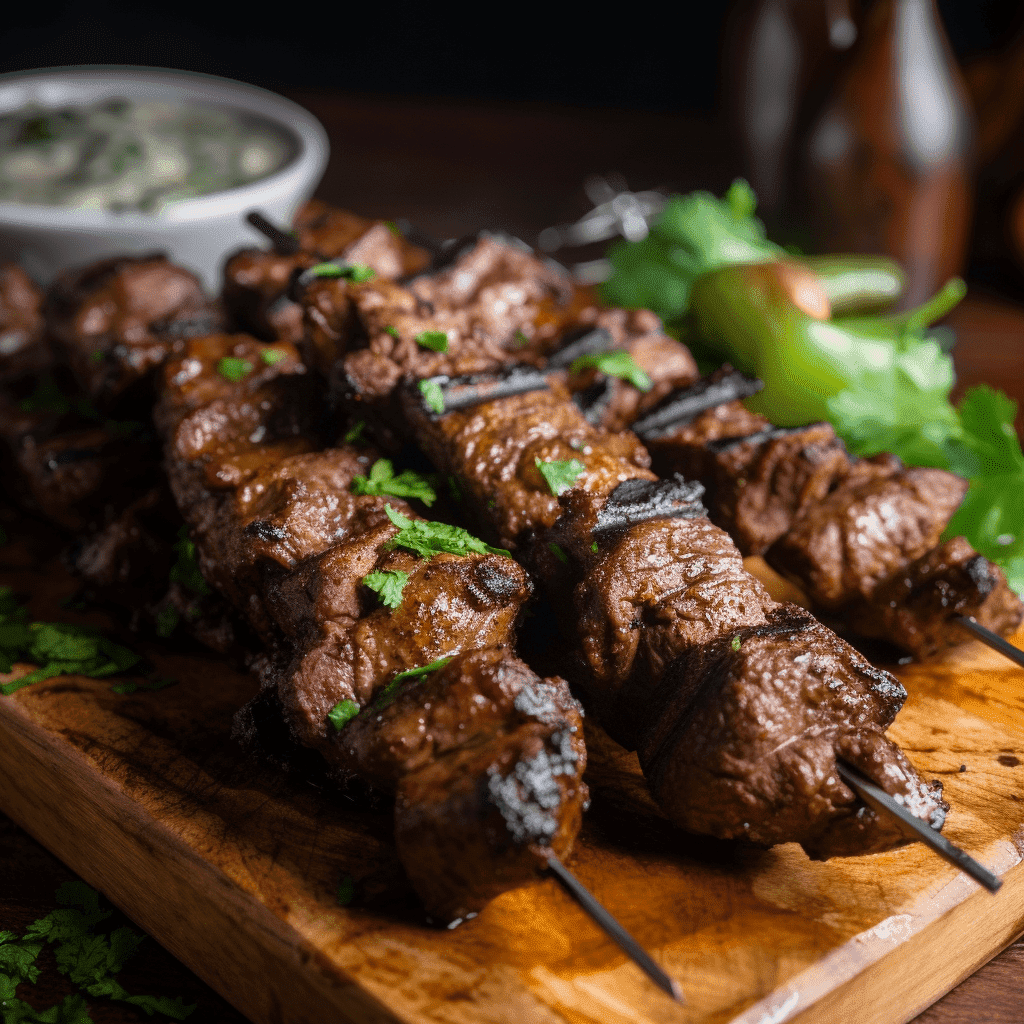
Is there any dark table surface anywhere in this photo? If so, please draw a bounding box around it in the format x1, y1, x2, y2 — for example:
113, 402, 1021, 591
2, 90, 1024, 1024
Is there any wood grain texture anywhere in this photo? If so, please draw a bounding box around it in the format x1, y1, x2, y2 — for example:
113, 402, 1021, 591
2, 547, 1024, 1024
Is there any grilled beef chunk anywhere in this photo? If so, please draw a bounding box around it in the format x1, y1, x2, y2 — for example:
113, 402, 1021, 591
45, 255, 220, 406
637, 604, 946, 858
848, 537, 1024, 658
0, 264, 47, 382
223, 201, 431, 344
402, 378, 654, 550
766, 465, 969, 611
337, 647, 587, 923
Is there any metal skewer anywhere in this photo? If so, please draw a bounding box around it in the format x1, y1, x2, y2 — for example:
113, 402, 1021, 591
245, 210, 301, 255
955, 616, 1024, 670
835, 760, 1001, 893
545, 854, 684, 1002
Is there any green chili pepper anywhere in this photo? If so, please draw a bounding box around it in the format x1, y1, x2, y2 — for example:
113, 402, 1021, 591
800, 254, 906, 316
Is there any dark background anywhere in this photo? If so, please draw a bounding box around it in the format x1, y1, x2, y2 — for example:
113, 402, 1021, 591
1, 1, 1022, 112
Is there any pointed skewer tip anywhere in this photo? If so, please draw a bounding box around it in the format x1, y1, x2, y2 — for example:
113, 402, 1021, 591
955, 616, 1024, 671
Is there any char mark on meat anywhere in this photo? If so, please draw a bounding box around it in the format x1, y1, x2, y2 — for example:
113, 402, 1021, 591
593, 475, 707, 541
632, 368, 765, 439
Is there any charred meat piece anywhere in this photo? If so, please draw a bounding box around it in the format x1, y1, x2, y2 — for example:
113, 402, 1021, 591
335, 647, 587, 923
0, 264, 48, 382
402, 376, 654, 550
223, 201, 431, 344
766, 464, 969, 611
45, 255, 220, 406
637, 604, 946, 858
848, 536, 1024, 658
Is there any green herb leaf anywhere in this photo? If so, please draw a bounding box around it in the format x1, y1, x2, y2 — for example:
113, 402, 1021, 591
169, 527, 210, 596
216, 356, 253, 382
261, 348, 286, 365
384, 325, 400, 338
309, 262, 377, 283
372, 656, 453, 711
18, 375, 72, 415
328, 699, 361, 730
513, 330, 530, 349
535, 457, 585, 496
351, 459, 437, 506
343, 420, 366, 444
362, 569, 410, 609
384, 505, 509, 558
155, 605, 179, 638
569, 350, 653, 392
90, 349, 104, 364
548, 542, 568, 564
419, 379, 446, 414
731, 635, 742, 651
590, 541, 598, 553
415, 330, 449, 352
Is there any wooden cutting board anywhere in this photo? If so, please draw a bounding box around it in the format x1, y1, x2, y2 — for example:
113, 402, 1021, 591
2, 542, 1024, 1024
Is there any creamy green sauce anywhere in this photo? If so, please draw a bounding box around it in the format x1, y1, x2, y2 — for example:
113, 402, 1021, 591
0, 98, 294, 213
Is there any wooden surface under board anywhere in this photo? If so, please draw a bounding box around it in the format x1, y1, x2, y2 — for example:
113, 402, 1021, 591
2, 549, 1024, 1024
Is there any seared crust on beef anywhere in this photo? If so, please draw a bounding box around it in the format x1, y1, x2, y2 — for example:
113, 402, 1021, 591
637, 605, 946, 858
0, 264, 47, 382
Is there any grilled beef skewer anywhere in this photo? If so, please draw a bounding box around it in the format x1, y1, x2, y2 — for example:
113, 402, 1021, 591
634, 373, 1024, 659
152, 329, 588, 924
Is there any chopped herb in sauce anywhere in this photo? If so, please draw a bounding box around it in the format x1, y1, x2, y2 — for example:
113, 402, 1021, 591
415, 330, 449, 352
535, 457, 585, 496
569, 350, 653, 392
352, 459, 437, 506
216, 356, 252, 382
362, 569, 410, 609
384, 505, 509, 558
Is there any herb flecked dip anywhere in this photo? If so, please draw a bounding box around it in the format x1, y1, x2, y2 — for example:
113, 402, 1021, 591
0, 98, 294, 213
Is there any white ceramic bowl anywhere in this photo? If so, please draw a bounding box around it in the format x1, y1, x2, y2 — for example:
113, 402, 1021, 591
0, 66, 329, 293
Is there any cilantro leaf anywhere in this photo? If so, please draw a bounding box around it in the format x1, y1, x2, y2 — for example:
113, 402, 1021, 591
414, 330, 449, 352
261, 348, 286, 365
535, 457, 585, 496
169, 527, 210, 596
309, 262, 376, 283
328, 699, 361, 730
155, 605, 179, 638
548, 542, 568, 564
569, 350, 653, 392
384, 325, 400, 338
384, 505, 509, 558
362, 570, 409, 609
216, 356, 252, 382
351, 459, 437, 506
419, 379, 446, 414
372, 656, 453, 711
343, 420, 366, 444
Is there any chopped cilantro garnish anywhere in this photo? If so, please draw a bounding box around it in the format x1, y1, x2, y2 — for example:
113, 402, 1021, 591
419, 379, 446, 414
384, 505, 509, 558
0, 881, 195, 1020
18, 375, 72, 415
591, 541, 598, 553
261, 348, 286, 365
216, 356, 253, 382
415, 330, 449, 352
730, 635, 742, 651
570, 350, 653, 392
535, 457, 585, 496
383, 220, 400, 235
352, 459, 437, 506
328, 698, 361, 730
362, 569, 410, 609
169, 527, 210, 595
90, 349, 104, 364
372, 656, 453, 711
310, 262, 377, 283
513, 329, 530, 348
343, 420, 366, 444
384, 325, 400, 338
548, 542, 568, 564
336, 874, 356, 906
0, 589, 141, 694
155, 604, 179, 638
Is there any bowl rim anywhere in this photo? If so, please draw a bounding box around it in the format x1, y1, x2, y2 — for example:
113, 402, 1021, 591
0, 65, 329, 228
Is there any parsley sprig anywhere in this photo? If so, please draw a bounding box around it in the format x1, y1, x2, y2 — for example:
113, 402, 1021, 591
0, 587, 140, 695
215, 357, 252, 383
309, 262, 376, 283
0, 881, 195, 1021
362, 569, 409, 609
384, 505, 509, 558
414, 330, 449, 353
569, 350, 653, 392
535, 457, 585, 496
419, 379, 446, 414
351, 459, 437, 506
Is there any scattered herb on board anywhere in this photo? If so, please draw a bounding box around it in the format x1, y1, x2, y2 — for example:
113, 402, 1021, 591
309, 262, 376, 283
418, 379, 446, 414
535, 457, 585, 496
415, 330, 449, 352
362, 569, 410, 609
0, 587, 140, 695
384, 505, 509, 558
569, 350, 653, 392
215, 356, 252, 382
0, 881, 195, 1021
169, 527, 211, 596
352, 459, 437, 506
328, 699, 361, 730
